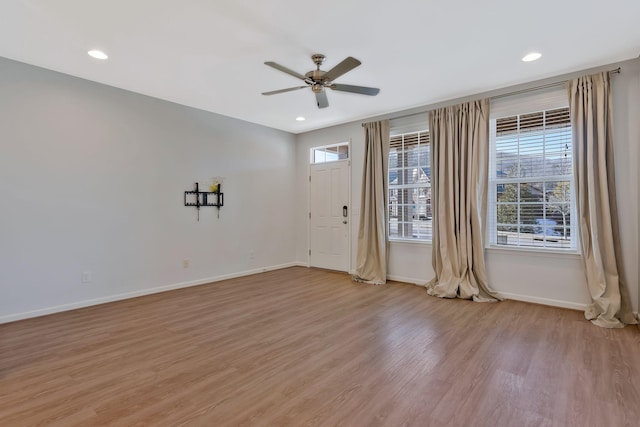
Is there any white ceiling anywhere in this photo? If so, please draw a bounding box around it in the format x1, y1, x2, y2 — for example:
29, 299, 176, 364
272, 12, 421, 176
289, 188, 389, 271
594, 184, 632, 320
1, 1, 639, 134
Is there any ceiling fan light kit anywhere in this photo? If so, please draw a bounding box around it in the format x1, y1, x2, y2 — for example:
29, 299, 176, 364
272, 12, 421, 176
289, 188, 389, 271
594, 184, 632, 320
262, 54, 379, 108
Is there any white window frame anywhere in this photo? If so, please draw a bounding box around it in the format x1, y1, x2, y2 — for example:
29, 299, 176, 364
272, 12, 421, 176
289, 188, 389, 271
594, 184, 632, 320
487, 87, 578, 253
388, 115, 431, 243
309, 142, 349, 164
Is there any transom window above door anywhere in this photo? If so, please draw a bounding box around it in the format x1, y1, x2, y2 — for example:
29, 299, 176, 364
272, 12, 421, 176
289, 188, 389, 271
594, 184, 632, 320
310, 142, 349, 164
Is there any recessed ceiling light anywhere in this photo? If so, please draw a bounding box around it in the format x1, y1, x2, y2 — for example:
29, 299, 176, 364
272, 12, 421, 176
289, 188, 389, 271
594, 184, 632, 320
522, 52, 542, 62
88, 50, 108, 60
295, 116, 306, 121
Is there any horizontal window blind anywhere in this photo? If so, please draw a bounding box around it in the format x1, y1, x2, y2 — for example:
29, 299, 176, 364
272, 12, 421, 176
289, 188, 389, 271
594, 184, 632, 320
490, 85, 568, 118
390, 113, 428, 136
389, 130, 430, 148
496, 107, 570, 135
494, 107, 571, 179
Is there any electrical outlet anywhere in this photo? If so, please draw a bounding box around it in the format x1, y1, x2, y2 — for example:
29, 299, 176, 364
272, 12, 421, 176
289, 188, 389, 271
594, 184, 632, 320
249, 250, 255, 260
81, 271, 92, 284
183, 259, 189, 268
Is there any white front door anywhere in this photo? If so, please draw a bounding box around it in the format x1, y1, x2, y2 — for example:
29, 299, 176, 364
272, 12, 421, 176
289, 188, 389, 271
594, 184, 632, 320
309, 160, 350, 272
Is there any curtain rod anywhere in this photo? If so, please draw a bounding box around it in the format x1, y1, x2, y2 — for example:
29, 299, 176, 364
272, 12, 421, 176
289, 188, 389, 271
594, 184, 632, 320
371, 67, 622, 125
492, 67, 621, 100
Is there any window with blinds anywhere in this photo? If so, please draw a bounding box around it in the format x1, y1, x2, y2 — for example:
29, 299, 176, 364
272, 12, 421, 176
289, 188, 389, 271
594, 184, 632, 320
489, 106, 575, 250
388, 130, 431, 241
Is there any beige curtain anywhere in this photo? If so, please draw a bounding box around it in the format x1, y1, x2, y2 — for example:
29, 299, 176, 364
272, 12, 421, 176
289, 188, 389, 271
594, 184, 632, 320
354, 120, 390, 284
426, 100, 499, 302
568, 72, 637, 328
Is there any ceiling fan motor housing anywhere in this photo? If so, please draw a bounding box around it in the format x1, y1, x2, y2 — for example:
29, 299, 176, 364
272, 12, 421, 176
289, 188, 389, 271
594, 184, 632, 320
306, 69, 327, 83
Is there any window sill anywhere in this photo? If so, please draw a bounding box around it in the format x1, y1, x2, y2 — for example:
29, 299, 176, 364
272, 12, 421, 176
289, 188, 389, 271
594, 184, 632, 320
390, 239, 432, 246
486, 245, 581, 259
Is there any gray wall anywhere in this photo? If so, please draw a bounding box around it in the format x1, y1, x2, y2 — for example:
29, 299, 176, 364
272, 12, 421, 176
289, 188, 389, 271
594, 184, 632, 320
0, 57, 297, 322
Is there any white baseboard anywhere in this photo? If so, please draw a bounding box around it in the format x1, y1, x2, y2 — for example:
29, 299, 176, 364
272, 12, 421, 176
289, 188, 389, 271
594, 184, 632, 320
3, 264, 623, 324
386, 274, 589, 311
346, 271, 426, 286
386, 274, 426, 286
387, 279, 586, 311
496, 291, 587, 311
0, 262, 299, 324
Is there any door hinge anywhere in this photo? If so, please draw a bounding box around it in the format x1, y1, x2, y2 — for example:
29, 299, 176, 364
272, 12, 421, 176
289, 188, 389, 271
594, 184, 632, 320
309, 175, 311, 182
309, 249, 311, 256
309, 212, 311, 219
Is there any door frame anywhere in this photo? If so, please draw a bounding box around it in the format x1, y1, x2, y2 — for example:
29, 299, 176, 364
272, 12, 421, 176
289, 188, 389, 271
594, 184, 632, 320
307, 140, 352, 272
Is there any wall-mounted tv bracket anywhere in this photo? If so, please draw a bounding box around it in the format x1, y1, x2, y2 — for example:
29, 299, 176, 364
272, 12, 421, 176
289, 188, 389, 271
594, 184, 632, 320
184, 182, 224, 221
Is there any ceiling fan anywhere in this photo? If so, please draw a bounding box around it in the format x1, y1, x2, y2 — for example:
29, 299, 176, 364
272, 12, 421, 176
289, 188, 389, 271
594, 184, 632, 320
262, 54, 380, 108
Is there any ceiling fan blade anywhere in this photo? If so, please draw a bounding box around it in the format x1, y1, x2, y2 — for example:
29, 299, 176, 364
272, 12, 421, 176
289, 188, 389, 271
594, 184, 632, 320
262, 86, 308, 96
315, 90, 329, 108
330, 83, 380, 96
322, 57, 361, 82
264, 61, 308, 81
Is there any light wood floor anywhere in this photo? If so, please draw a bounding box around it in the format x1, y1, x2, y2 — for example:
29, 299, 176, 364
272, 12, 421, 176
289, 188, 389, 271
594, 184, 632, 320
1, 267, 639, 426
